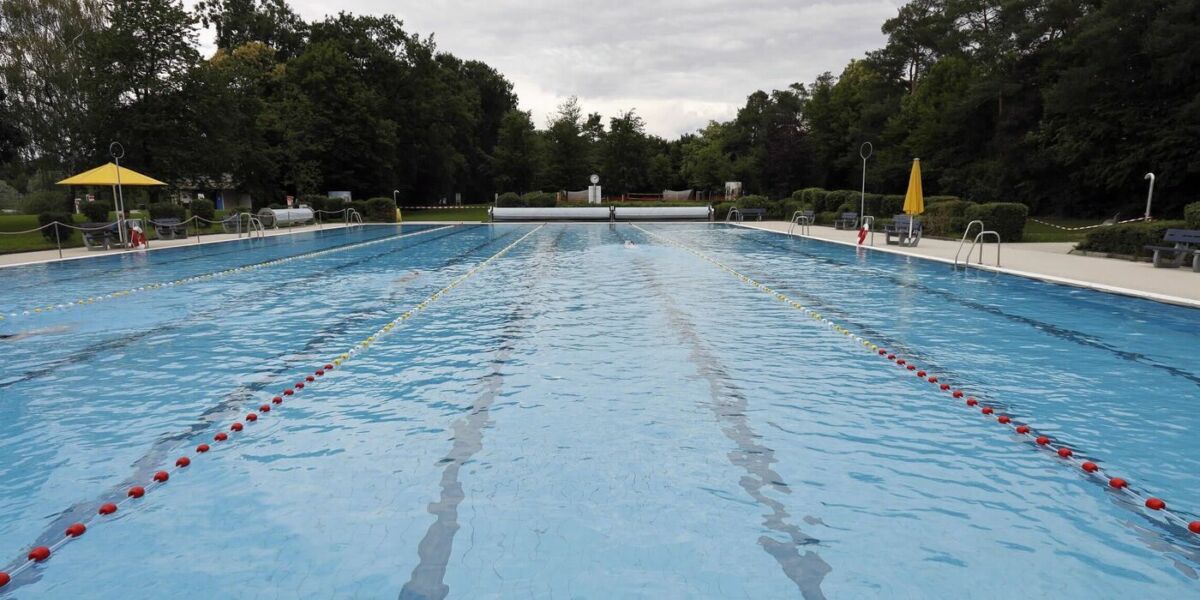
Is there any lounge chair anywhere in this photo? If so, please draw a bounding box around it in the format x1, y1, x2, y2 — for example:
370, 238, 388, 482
1145, 229, 1200, 271
885, 215, 923, 247
153, 218, 187, 240
834, 212, 859, 230
80, 222, 124, 250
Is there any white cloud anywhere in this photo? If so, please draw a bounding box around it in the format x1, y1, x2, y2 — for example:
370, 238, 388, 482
191, 0, 904, 136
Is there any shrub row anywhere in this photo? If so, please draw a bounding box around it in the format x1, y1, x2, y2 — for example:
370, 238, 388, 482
1077, 220, 1188, 257
964, 202, 1028, 242
1185, 201, 1200, 229
494, 191, 555, 208
363, 197, 397, 222
80, 201, 111, 222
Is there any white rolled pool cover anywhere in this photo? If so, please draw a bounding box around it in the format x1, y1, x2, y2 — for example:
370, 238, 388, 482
490, 206, 712, 221
258, 207, 315, 227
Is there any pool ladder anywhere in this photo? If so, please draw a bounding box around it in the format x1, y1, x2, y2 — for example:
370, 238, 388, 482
725, 207, 743, 222
788, 211, 812, 235
346, 209, 364, 227
236, 213, 266, 239
954, 220, 1001, 269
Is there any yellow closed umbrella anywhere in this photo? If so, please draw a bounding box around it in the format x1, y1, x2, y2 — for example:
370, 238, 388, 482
58, 162, 167, 247
902, 158, 924, 245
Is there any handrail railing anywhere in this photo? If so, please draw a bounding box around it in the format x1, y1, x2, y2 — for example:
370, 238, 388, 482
955, 226, 1001, 269
954, 220, 986, 267
788, 211, 812, 235
346, 209, 363, 226
725, 207, 742, 222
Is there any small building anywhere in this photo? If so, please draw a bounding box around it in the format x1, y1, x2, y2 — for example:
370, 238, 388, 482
175, 175, 251, 210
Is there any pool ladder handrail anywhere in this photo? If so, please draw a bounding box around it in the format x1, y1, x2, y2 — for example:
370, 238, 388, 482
954, 220, 1001, 268
346, 209, 364, 226
788, 211, 812, 235
725, 207, 743, 223
235, 212, 265, 238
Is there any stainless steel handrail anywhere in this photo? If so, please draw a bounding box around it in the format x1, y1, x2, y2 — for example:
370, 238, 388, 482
725, 207, 743, 223
788, 211, 812, 235
953, 220, 986, 267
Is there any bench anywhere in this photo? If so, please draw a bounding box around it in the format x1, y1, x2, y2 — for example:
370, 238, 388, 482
80, 222, 119, 251
884, 215, 923, 247
1145, 228, 1200, 272
153, 217, 188, 240
834, 212, 859, 230
737, 208, 766, 221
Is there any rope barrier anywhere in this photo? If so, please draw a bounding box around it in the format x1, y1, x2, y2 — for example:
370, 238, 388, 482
1029, 216, 1148, 231
0, 224, 542, 590
631, 224, 1200, 536
0, 225, 453, 322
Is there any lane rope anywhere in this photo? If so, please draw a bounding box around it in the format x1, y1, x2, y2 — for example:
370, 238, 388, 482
631, 224, 1200, 536
0, 226, 453, 322
0, 224, 542, 589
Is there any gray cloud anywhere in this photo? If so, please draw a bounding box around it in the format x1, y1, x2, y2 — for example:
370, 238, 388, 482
201, 0, 905, 136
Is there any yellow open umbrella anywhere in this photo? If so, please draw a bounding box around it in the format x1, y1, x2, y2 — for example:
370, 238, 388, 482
56, 163, 167, 187
57, 162, 167, 247
902, 158, 924, 244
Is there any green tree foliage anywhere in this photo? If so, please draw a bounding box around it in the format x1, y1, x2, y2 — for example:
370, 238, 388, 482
493, 110, 540, 193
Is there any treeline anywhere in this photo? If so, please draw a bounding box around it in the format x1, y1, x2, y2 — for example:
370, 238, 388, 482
2, 0, 1198, 218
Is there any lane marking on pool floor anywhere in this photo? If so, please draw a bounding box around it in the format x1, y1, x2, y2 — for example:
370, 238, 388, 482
0, 225, 456, 323
631, 224, 1200, 538
0, 224, 543, 591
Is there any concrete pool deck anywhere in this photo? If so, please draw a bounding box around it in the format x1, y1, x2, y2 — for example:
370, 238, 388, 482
738, 221, 1200, 308
0, 222, 364, 268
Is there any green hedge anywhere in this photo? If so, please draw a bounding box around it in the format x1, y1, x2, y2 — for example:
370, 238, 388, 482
148, 202, 185, 221
495, 192, 523, 207
21, 191, 71, 214
1077, 220, 1188, 257
714, 201, 735, 219
300, 194, 335, 212
190, 198, 215, 222
81, 201, 111, 222
364, 197, 397, 222
37, 212, 76, 242
964, 202, 1028, 242
1185, 201, 1200, 229
520, 191, 556, 208
922, 200, 973, 237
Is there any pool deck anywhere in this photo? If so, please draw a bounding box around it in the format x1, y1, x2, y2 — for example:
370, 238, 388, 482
738, 221, 1200, 308
0, 222, 363, 268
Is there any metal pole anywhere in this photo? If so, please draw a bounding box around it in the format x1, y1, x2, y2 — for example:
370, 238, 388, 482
1143, 172, 1156, 221
110, 142, 127, 248
859, 142, 873, 221
55, 222, 62, 259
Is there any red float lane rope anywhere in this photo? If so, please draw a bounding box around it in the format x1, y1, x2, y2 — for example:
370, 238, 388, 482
871, 347, 1200, 533
0, 225, 543, 589
630, 224, 1200, 539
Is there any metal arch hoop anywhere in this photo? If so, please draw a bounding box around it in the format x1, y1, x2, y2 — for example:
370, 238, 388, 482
860, 142, 874, 161
109, 141, 125, 160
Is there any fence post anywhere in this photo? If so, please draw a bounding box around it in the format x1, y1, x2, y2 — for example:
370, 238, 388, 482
55, 222, 62, 259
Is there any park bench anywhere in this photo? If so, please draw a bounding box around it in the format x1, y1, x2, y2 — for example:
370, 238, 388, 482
834, 212, 859, 230
885, 215, 923, 247
736, 208, 766, 221
153, 217, 188, 240
1145, 228, 1200, 272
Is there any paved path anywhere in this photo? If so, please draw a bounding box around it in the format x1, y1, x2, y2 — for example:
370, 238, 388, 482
738, 221, 1200, 308
0, 223, 363, 268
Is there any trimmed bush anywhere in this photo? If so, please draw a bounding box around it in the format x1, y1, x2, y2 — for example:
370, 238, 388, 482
349, 200, 370, 220
81, 201, 112, 223
922, 200, 973, 237
21, 191, 71, 214
1078, 220, 1188, 257
824, 190, 854, 214
880, 195, 905, 216
735, 194, 774, 217
963, 202, 1028, 242
148, 202, 185, 221
190, 198, 215, 222
37, 212, 76, 243
1185, 201, 1200, 229
520, 191, 555, 208
495, 192, 523, 207
925, 195, 963, 205
364, 197, 397, 222
805, 188, 831, 212
816, 211, 840, 225
300, 194, 333, 212
713, 201, 735, 220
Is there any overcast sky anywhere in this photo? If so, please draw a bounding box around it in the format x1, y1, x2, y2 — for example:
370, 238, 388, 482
191, 0, 904, 137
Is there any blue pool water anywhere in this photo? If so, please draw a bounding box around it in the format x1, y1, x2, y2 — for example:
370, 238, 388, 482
0, 223, 1198, 598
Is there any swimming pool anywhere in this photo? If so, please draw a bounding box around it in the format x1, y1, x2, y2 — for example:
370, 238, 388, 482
0, 223, 1197, 598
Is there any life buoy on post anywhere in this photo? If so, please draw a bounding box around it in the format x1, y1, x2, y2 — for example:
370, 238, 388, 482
857, 222, 869, 245
129, 224, 147, 249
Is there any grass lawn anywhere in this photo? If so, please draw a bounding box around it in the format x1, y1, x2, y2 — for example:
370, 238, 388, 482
1021, 217, 1103, 243
402, 207, 489, 222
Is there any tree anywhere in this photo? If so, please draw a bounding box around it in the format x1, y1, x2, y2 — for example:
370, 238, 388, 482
194, 0, 308, 59
493, 110, 539, 193
601, 110, 652, 195
542, 96, 591, 190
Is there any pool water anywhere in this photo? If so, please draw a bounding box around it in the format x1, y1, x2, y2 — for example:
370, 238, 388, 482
0, 223, 1198, 598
